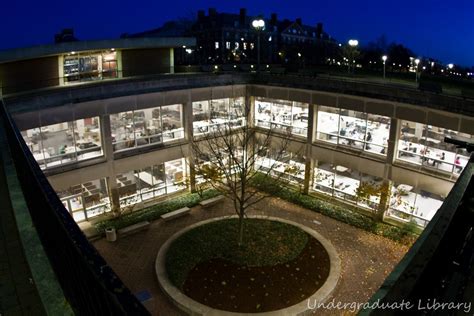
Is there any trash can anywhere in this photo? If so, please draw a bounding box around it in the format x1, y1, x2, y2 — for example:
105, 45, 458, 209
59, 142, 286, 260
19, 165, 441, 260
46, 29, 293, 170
105, 227, 117, 242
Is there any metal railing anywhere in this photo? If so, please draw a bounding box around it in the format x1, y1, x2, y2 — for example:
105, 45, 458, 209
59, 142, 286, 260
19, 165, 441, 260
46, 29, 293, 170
0, 99, 149, 315
360, 146, 474, 315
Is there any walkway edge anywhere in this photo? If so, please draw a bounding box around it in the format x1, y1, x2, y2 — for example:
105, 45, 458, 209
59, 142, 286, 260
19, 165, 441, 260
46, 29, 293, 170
155, 215, 341, 315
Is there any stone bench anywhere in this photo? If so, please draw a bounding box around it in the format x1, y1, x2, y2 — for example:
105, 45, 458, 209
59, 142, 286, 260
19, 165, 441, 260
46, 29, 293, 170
160, 207, 191, 221
199, 195, 225, 208
117, 221, 150, 237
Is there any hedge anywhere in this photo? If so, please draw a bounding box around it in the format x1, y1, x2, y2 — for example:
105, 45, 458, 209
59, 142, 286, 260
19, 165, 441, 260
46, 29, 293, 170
94, 189, 220, 233
251, 173, 418, 245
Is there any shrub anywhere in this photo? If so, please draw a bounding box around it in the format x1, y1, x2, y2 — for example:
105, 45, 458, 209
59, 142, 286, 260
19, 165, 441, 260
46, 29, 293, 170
94, 189, 220, 233
251, 173, 418, 245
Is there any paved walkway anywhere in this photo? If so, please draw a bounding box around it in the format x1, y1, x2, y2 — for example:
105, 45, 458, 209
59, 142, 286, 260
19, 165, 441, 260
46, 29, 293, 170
93, 196, 409, 315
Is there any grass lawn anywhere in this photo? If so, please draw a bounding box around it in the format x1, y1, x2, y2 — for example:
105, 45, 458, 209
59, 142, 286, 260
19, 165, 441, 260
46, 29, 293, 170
165, 218, 309, 289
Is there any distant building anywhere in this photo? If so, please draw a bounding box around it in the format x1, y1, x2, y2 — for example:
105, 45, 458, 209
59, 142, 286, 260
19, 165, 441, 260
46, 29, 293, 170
125, 8, 339, 66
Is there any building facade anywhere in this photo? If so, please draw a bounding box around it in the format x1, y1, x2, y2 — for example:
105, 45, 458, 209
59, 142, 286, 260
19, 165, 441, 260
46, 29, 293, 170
4, 62, 473, 229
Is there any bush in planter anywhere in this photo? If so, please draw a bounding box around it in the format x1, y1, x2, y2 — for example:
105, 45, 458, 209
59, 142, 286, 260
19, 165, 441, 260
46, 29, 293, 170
94, 189, 220, 233
251, 173, 418, 245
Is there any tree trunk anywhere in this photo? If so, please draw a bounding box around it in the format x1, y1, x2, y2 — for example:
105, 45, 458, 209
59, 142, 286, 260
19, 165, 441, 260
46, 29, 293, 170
238, 207, 245, 246
376, 181, 391, 221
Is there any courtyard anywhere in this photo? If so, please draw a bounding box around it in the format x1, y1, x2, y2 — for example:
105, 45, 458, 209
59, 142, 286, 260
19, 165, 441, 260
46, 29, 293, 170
93, 195, 409, 315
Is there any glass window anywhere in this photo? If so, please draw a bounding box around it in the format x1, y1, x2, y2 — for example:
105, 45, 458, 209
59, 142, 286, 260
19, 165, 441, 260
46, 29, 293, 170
312, 162, 382, 210
255, 150, 305, 185
116, 171, 140, 207
164, 158, 186, 194
22, 116, 102, 169
366, 114, 390, 155
57, 178, 110, 222
193, 98, 246, 136
387, 184, 444, 227
396, 120, 471, 176
338, 109, 367, 150
316, 106, 389, 156
63, 50, 117, 83
136, 165, 166, 201
316, 106, 339, 144
111, 111, 136, 151
162, 104, 184, 141
111, 104, 184, 152
292, 102, 309, 136
254, 97, 309, 136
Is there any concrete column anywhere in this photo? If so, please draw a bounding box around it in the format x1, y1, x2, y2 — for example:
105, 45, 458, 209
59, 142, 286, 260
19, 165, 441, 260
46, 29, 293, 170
187, 157, 196, 193
100, 114, 120, 212
183, 98, 196, 192
116, 50, 123, 78
386, 118, 400, 165
303, 157, 314, 194
247, 92, 254, 128
379, 117, 399, 221
100, 115, 114, 161
107, 177, 120, 214
57, 55, 65, 86
303, 102, 316, 194
183, 100, 194, 142
169, 48, 175, 74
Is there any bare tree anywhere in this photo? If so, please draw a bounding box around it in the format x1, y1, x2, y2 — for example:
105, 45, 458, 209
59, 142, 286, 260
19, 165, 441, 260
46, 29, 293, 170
187, 99, 301, 245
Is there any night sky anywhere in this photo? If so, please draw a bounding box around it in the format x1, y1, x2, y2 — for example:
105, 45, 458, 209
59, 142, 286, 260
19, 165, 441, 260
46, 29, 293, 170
1, 0, 473, 67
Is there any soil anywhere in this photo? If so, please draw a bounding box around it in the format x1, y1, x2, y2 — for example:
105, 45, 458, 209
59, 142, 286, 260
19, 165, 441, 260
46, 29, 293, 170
182, 236, 330, 313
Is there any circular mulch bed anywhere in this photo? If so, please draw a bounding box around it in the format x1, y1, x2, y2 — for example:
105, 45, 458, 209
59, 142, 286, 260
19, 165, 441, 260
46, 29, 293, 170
163, 217, 332, 313
183, 237, 330, 312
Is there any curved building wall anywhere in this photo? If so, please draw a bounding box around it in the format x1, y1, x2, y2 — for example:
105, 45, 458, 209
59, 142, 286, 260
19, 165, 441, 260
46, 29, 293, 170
6, 76, 473, 227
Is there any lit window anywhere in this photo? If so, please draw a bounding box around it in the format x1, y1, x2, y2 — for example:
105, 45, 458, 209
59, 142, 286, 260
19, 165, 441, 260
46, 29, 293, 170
226, 41, 231, 49
215, 42, 219, 49
235, 42, 239, 50
243, 42, 247, 50
250, 43, 255, 50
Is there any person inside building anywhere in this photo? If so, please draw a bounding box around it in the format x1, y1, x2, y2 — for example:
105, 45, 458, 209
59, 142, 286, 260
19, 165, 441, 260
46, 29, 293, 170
454, 156, 463, 173
59, 144, 68, 154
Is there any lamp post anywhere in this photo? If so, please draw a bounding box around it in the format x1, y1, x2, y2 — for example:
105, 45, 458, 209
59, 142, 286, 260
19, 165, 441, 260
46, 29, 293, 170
252, 18, 265, 72
382, 55, 387, 79
347, 39, 358, 74
415, 58, 420, 83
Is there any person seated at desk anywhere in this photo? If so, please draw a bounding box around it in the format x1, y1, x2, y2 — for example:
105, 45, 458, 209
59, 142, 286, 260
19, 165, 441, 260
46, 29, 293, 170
401, 143, 416, 157
432, 152, 445, 166
420, 147, 430, 163
59, 144, 67, 154
365, 132, 373, 149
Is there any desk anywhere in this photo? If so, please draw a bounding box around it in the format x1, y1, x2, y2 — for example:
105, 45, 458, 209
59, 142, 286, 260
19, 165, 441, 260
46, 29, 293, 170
33, 152, 50, 162
136, 171, 165, 187
335, 166, 348, 173
397, 184, 413, 192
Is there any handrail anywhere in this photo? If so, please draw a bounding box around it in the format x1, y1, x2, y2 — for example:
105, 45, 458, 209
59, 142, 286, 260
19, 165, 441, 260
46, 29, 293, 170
360, 151, 474, 315
0, 99, 149, 315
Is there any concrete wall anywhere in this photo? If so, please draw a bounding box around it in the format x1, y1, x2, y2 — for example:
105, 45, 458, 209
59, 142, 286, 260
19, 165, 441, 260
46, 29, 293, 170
121, 48, 172, 77
10, 81, 468, 204
0, 57, 59, 94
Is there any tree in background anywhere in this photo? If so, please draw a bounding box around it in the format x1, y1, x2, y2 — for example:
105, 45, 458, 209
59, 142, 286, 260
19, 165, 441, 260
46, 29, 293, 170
188, 101, 298, 245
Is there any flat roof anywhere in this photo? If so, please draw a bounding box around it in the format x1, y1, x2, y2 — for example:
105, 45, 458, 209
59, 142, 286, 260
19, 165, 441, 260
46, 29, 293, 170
0, 37, 196, 63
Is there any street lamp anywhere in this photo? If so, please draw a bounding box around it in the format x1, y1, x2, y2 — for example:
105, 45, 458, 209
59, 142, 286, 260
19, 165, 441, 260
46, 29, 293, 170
252, 18, 265, 72
414, 58, 420, 83
382, 55, 387, 79
347, 39, 358, 74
